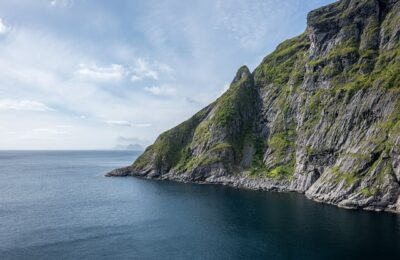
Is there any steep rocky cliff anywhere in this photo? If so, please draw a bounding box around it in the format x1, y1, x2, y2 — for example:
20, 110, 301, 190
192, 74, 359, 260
107, 0, 400, 213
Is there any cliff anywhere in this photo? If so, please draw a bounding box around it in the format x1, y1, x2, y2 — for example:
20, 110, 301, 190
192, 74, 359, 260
107, 0, 400, 213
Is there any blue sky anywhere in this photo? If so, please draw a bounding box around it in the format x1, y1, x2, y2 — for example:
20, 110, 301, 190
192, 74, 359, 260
0, 0, 335, 149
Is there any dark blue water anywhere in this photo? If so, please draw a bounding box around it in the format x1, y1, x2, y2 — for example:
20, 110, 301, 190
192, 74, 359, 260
0, 151, 399, 260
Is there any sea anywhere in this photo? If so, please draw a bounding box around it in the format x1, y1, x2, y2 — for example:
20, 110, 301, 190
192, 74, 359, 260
0, 150, 399, 259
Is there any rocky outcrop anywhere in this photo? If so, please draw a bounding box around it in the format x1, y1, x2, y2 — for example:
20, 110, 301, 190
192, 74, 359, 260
105, 166, 132, 177
107, 0, 400, 213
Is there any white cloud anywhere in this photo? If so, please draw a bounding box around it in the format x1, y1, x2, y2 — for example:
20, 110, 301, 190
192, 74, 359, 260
57, 124, 73, 128
215, 0, 300, 50
144, 85, 177, 97
0, 99, 53, 112
106, 120, 151, 127
131, 58, 159, 81
131, 123, 152, 127
31, 127, 66, 135
2, 126, 69, 141
186, 94, 218, 106
0, 0, 327, 150
220, 83, 230, 95
76, 63, 126, 82
0, 18, 9, 35
130, 75, 142, 82
117, 136, 144, 143
156, 62, 174, 74
17, 127, 67, 141
106, 120, 131, 126
50, 0, 74, 7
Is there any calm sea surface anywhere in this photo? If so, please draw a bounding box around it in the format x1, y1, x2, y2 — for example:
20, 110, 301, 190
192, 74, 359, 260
0, 150, 399, 260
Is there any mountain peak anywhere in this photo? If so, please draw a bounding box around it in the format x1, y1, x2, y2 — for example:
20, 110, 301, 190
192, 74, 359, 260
108, 0, 400, 214
231, 65, 251, 84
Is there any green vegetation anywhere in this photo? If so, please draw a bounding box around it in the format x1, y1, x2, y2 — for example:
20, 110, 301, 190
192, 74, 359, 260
327, 43, 358, 61
266, 163, 295, 180
269, 131, 295, 159
209, 67, 258, 163
213, 66, 255, 127
248, 135, 267, 176
248, 161, 294, 180
347, 153, 370, 161
342, 172, 359, 188
306, 145, 316, 155
331, 166, 359, 188
254, 34, 309, 87
381, 7, 400, 34
301, 89, 327, 137
361, 187, 373, 197
131, 0, 400, 191
132, 106, 210, 171
374, 45, 400, 89
209, 142, 232, 152
246, 126, 296, 178
360, 17, 379, 49
321, 64, 339, 77
192, 121, 211, 144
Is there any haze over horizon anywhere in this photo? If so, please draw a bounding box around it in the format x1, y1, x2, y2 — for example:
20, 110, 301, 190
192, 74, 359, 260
0, 0, 335, 150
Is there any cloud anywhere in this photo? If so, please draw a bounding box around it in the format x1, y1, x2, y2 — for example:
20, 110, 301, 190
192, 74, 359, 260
13, 127, 68, 141
117, 136, 142, 143
185, 96, 211, 106
106, 120, 152, 127
31, 127, 66, 135
130, 59, 173, 82
144, 85, 177, 97
9, 127, 68, 141
214, 0, 303, 50
76, 63, 126, 82
50, 0, 74, 7
131, 58, 159, 82
57, 124, 73, 128
0, 0, 332, 149
0, 18, 9, 35
156, 62, 174, 74
220, 83, 230, 95
130, 123, 152, 127
106, 120, 131, 126
0, 99, 53, 112
116, 136, 149, 145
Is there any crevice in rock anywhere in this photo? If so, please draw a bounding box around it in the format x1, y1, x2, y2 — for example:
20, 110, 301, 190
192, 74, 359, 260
361, 150, 383, 174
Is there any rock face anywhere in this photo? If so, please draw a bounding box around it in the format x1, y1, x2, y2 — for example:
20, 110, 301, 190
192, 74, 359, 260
107, 0, 400, 213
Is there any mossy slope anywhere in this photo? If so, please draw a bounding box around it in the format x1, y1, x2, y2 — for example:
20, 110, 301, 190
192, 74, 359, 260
110, 0, 400, 213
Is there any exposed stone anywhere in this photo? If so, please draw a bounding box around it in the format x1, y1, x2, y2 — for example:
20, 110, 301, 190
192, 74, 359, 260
107, 0, 400, 214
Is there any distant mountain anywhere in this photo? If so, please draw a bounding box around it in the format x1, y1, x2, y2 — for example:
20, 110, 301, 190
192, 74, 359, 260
114, 144, 144, 151
107, 0, 400, 213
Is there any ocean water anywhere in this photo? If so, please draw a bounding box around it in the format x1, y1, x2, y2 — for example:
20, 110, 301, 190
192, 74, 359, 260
0, 150, 399, 260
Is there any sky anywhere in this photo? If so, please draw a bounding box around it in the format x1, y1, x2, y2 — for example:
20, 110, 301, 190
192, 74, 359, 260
0, 0, 336, 150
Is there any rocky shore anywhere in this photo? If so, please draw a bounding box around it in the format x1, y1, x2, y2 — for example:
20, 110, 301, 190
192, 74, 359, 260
107, 0, 400, 214
106, 166, 400, 213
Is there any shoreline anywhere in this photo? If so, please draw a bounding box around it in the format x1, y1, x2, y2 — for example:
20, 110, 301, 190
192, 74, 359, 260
106, 167, 400, 215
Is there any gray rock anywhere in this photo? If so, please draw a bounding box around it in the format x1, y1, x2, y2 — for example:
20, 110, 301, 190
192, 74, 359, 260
107, 0, 400, 214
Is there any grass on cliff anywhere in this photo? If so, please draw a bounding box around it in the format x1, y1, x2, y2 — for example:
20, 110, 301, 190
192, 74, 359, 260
133, 7, 400, 177
210, 66, 258, 163
213, 67, 255, 127
132, 105, 211, 171
149, 66, 258, 174
254, 34, 309, 87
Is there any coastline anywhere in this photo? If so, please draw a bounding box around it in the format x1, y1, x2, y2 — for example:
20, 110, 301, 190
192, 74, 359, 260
106, 166, 400, 215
